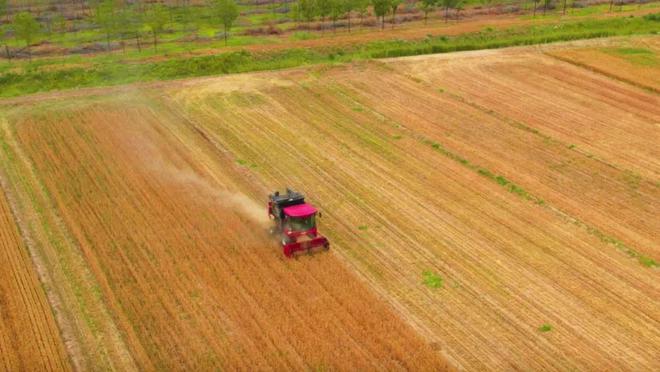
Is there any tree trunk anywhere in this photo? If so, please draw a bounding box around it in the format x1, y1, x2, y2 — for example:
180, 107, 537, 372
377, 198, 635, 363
445, 6, 449, 23
224, 24, 228, 45
106, 33, 110, 51
5, 45, 10, 61
381, 15, 384, 29
391, 11, 396, 29
424, 12, 428, 25
562, 0, 566, 14
136, 34, 142, 52
153, 33, 158, 52
533, 2, 537, 16
610, 0, 614, 11
347, 13, 351, 32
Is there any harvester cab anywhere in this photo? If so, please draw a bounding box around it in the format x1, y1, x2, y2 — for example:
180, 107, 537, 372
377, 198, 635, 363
268, 188, 329, 257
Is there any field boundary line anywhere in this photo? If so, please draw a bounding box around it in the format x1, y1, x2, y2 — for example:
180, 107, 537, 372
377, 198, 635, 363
544, 52, 660, 95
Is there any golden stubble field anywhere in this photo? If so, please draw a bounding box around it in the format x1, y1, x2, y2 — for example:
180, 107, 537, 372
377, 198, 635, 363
0, 186, 70, 371
0, 37, 658, 370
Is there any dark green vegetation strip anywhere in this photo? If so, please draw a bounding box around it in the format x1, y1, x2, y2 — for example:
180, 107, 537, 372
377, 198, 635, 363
423, 139, 545, 206
1, 14, 659, 98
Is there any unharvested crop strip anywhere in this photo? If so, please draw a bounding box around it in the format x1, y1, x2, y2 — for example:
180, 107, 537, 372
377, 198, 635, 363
545, 52, 660, 94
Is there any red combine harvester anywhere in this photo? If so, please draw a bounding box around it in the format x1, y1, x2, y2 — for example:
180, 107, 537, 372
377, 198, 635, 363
268, 188, 329, 257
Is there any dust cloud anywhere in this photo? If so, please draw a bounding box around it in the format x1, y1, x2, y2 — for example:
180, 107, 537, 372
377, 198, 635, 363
121, 128, 269, 228
159, 165, 270, 228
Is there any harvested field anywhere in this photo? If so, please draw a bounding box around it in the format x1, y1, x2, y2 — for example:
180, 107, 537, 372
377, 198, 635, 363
0, 99, 448, 370
0, 181, 70, 370
0, 37, 658, 371
393, 43, 660, 181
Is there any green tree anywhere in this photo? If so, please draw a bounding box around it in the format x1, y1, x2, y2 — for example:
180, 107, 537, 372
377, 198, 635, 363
542, 0, 552, 14
440, 0, 458, 22
1, 19, 7, 60
343, 0, 356, 32
299, 0, 317, 25
479, 0, 494, 14
126, 7, 144, 52
212, 0, 239, 45
372, 0, 391, 29
145, 4, 169, 52
329, 0, 343, 32
0, 0, 8, 23
354, 0, 369, 28
95, 0, 119, 51
318, 0, 332, 32
419, 0, 437, 24
13, 12, 41, 61
390, 0, 401, 28
179, 0, 200, 42
116, 4, 140, 53
52, 13, 66, 33
455, 0, 464, 20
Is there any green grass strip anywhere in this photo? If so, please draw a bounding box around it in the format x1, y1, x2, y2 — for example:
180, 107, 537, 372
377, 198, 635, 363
1, 13, 658, 98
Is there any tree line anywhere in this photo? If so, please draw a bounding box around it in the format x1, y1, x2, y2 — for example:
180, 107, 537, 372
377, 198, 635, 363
292, 0, 468, 31
1, 0, 240, 59
0, 0, 633, 60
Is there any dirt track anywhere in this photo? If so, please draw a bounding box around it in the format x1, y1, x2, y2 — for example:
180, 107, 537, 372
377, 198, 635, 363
0, 37, 658, 370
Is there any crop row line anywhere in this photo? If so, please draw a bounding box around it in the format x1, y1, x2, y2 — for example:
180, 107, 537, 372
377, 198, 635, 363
545, 52, 660, 95
420, 132, 658, 269
443, 87, 657, 188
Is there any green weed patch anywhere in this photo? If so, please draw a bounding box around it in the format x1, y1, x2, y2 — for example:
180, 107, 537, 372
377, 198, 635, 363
538, 324, 553, 332
422, 271, 443, 289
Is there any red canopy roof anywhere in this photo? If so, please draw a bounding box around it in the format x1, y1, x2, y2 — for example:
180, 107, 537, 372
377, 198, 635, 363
283, 203, 317, 217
